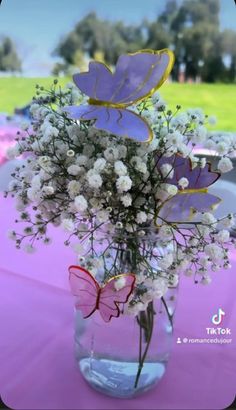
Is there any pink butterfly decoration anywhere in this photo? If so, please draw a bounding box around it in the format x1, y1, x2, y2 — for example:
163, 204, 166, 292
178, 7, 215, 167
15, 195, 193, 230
69, 265, 136, 322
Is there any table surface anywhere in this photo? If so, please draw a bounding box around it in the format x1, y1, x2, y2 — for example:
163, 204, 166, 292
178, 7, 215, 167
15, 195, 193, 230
0, 194, 235, 410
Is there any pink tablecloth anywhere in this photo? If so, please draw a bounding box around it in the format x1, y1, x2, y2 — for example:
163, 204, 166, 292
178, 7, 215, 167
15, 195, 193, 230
0, 125, 19, 165
0, 194, 235, 409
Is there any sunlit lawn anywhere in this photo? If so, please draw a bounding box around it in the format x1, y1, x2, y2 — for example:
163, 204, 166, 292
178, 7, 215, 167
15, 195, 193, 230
0, 77, 235, 131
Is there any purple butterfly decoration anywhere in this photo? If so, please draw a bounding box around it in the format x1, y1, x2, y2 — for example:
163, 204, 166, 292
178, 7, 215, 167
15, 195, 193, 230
64, 49, 174, 142
155, 154, 221, 224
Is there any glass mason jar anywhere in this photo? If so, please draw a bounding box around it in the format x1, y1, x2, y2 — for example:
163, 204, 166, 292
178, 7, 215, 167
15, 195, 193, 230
73, 229, 178, 398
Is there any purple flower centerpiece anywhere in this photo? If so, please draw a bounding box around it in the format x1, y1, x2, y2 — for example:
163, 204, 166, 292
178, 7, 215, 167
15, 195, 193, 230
5, 49, 236, 398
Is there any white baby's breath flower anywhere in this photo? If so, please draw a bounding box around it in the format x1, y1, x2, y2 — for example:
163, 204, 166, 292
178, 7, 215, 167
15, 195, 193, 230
87, 173, 103, 189
146, 138, 159, 153
15, 198, 27, 212
158, 225, 173, 240
120, 194, 132, 207
114, 276, 127, 291
140, 291, 154, 304
96, 210, 109, 223
118, 145, 127, 158
184, 268, 194, 277
155, 188, 169, 202
21, 122, 29, 131
116, 176, 132, 192
216, 142, 229, 156
199, 255, 210, 267
201, 212, 217, 225
93, 158, 107, 172
165, 184, 178, 196
114, 161, 127, 176
218, 157, 233, 173
168, 273, 179, 287
67, 165, 81, 176
215, 230, 230, 243
158, 253, 173, 269
189, 237, 198, 247
71, 88, 81, 104
24, 244, 36, 254
204, 139, 217, 150
198, 225, 211, 238
177, 143, 190, 158
67, 149, 75, 157
38, 156, 51, 167
192, 125, 207, 143
68, 180, 81, 198
152, 277, 168, 298
27, 187, 41, 202
61, 218, 75, 232
201, 276, 212, 285
74, 195, 88, 212
89, 197, 103, 209
104, 147, 119, 162
45, 125, 59, 138
178, 177, 189, 189
160, 163, 174, 179
83, 144, 95, 157
42, 186, 54, 195
7, 230, 17, 240
166, 131, 183, 149
188, 108, 205, 123
204, 243, 224, 263
136, 162, 147, 174
30, 103, 40, 116
8, 180, 19, 191
136, 211, 147, 224
172, 112, 189, 127
31, 175, 41, 190
126, 302, 146, 316
220, 214, 235, 229
73, 242, 88, 254
76, 155, 88, 166
6, 145, 20, 159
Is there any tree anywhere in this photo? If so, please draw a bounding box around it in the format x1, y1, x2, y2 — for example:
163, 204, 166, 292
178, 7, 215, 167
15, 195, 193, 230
0, 36, 21, 72
158, 0, 222, 81
144, 21, 172, 51
55, 12, 144, 67
220, 29, 236, 82
54, 0, 236, 83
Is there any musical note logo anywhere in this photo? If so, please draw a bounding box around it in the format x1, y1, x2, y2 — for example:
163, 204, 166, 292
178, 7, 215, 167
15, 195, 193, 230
211, 308, 225, 325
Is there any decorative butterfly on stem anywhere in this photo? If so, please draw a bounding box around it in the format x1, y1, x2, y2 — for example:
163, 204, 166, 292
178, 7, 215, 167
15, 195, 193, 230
69, 265, 135, 322
64, 49, 174, 142
155, 154, 221, 224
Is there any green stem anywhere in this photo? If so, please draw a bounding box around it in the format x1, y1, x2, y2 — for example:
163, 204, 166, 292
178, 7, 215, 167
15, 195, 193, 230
134, 302, 155, 389
161, 296, 173, 329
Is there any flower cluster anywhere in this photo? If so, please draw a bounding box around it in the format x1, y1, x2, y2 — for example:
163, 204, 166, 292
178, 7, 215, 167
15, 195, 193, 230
5, 81, 236, 316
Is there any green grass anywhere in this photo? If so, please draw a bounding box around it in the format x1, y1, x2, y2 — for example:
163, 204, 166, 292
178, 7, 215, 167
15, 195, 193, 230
0, 77, 69, 114
162, 83, 236, 132
0, 77, 235, 131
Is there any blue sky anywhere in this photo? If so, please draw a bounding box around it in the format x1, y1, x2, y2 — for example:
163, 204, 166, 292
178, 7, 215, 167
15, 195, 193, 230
0, 0, 235, 76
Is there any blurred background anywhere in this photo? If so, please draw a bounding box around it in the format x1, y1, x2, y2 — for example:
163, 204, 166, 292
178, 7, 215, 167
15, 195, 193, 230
0, 0, 235, 164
